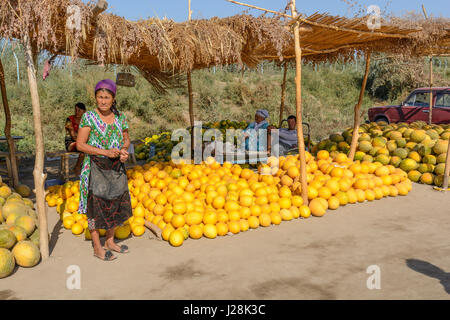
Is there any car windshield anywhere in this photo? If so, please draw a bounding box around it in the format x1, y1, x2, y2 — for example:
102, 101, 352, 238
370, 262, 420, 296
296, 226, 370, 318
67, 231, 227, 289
404, 92, 430, 107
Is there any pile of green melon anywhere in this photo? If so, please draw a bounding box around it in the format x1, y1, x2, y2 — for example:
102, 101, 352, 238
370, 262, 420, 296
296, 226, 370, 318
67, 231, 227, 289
0, 179, 41, 279
312, 121, 449, 187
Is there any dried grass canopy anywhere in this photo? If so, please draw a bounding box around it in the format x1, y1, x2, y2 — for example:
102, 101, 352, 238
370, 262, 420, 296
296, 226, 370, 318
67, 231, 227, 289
1, 0, 449, 76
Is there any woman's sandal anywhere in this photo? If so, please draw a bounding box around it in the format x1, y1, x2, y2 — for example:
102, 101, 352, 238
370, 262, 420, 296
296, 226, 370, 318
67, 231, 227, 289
104, 244, 129, 254
94, 250, 117, 261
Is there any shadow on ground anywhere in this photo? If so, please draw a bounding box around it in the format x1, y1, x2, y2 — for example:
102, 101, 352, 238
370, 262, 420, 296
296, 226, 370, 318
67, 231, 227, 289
49, 220, 63, 255
406, 259, 450, 294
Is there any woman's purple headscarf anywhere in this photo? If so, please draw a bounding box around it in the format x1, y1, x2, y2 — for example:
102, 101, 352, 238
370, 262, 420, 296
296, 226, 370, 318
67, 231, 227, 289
95, 79, 117, 96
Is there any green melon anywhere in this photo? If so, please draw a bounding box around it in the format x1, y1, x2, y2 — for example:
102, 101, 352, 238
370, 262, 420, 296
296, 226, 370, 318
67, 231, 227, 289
389, 131, 403, 140
358, 133, 372, 142
408, 151, 422, 163
338, 142, 350, 153
390, 156, 402, 167
369, 146, 381, 157
0, 248, 15, 279
426, 129, 440, 140
358, 140, 372, 153
317, 140, 328, 150
434, 163, 447, 176
434, 175, 444, 188
0, 229, 17, 249
375, 154, 390, 165
423, 139, 436, 149
408, 170, 422, 182
417, 163, 429, 174
422, 155, 437, 165
400, 158, 418, 172
393, 148, 408, 159
437, 153, 447, 164
8, 225, 27, 242
342, 130, 352, 140
395, 138, 407, 148
403, 128, 414, 139
372, 137, 387, 147
433, 126, 444, 135
12, 240, 40, 268
370, 129, 383, 137
386, 141, 397, 153
433, 139, 448, 155
15, 216, 36, 237
441, 131, 450, 140
330, 134, 344, 143
22, 198, 34, 209
405, 142, 417, 150
345, 135, 353, 144
354, 151, 365, 161
7, 193, 22, 201
418, 145, 432, 157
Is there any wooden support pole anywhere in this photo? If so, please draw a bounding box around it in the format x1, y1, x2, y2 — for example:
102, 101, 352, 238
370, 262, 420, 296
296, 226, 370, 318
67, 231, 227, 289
442, 136, 450, 190
429, 57, 433, 125
187, 0, 194, 128
348, 51, 372, 161
187, 71, 194, 127
279, 62, 288, 127
23, 37, 49, 260
291, 0, 308, 206
0, 57, 20, 188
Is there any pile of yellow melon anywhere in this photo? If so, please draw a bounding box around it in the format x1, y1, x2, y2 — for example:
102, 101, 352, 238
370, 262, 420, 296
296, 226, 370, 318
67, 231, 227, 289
259, 150, 412, 217
45, 151, 412, 248
0, 180, 41, 279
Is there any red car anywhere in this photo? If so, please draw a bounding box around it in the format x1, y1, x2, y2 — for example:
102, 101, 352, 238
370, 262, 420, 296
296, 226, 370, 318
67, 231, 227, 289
368, 87, 450, 124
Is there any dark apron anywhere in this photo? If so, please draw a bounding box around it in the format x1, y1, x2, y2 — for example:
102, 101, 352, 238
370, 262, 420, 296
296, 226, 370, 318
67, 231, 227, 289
86, 156, 132, 230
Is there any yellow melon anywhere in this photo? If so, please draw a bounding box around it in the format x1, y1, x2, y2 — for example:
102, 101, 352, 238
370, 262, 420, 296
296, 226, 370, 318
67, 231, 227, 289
14, 215, 36, 236
309, 199, 326, 217
12, 240, 40, 267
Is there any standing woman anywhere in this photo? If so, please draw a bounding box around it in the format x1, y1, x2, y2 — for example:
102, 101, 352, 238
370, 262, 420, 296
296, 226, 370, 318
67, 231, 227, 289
76, 79, 132, 261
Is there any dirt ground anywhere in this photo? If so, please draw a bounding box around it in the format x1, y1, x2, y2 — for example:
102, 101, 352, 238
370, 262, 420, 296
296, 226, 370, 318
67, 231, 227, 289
1, 157, 450, 300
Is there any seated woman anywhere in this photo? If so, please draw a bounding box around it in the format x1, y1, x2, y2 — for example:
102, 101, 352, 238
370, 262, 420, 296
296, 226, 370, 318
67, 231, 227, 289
65, 102, 87, 176
244, 109, 270, 151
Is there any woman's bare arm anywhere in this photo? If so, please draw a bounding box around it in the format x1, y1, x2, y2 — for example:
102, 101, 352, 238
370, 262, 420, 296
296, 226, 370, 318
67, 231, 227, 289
65, 120, 77, 140
121, 129, 131, 152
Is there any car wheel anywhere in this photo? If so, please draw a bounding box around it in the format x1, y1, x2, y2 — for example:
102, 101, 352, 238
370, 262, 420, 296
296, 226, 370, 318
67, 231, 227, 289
375, 117, 389, 124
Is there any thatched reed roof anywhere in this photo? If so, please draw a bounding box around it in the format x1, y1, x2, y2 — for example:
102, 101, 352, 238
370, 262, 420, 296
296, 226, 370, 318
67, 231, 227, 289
1, 0, 449, 86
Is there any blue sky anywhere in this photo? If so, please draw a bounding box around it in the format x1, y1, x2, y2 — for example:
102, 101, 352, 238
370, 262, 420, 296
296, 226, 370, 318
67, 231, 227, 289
87, 0, 449, 21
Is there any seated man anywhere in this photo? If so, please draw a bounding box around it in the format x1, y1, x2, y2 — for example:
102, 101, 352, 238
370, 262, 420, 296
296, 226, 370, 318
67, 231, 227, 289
244, 109, 270, 151
267, 115, 298, 156
65, 102, 86, 176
